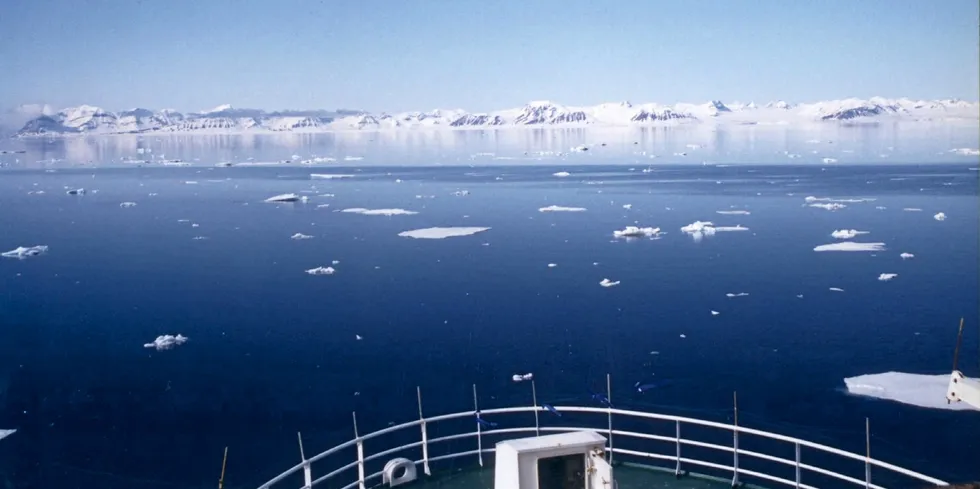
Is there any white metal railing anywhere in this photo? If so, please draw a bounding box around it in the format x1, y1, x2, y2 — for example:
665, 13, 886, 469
257, 380, 949, 489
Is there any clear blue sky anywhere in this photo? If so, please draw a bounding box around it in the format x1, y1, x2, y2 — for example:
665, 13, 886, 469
1, 0, 977, 113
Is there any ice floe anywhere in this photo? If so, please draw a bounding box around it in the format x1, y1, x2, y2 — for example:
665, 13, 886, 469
547, 263, 558, 268
711, 310, 720, 316
949, 148, 980, 156
813, 242, 886, 252
66, 188, 85, 195
822, 158, 838, 163
726, 292, 749, 298
342, 208, 419, 216
680, 221, 748, 240
311, 174, 355, 179
599, 278, 620, 288
512, 373, 533, 382
2, 245, 48, 259
829, 287, 845, 292
0, 429, 14, 441
622, 204, 632, 210
878, 273, 898, 281
539, 205, 587, 212
144, 334, 188, 351
716, 210, 751, 215
900, 252, 915, 259
398, 227, 490, 239
305, 266, 336, 275
613, 226, 661, 238
553, 171, 571, 177
291, 233, 313, 240
903, 208, 922, 212
844, 372, 977, 410
933, 212, 946, 221
119, 202, 137, 208
809, 203, 846, 211
830, 229, 869, 239
264, 193, 301, 203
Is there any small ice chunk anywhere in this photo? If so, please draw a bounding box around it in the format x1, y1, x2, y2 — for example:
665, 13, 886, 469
66, 188, 85, 195
553, 171, 571, 177
934, 212, 946, 221
613, 226, 660, 238
822, 158, 838, 163
949, 148, 980, 156
622, 204, 632, 210
119, 202, 137, 208
331, 260, 340, 265
903, 208, 922, 212
1, 245, 48, 259
814, 242, 886, 252
711, 310, 720, 316
305, 266, 336, 275
512, 373, 533, 382
547, 263, 558, 268
291, 233, 313, 240
900, 253, 915, 259
599, 278, 620, 288
539, 205, 587, 212
143, 334, 188, 351
679, 334, 687, 338
311, 174, 355, 179
830, 229, 869, 239
398, 227, 490, 239
716, 210, 750, 215
265, 193, 300, 203
341, 208, 418, 216
355, 334, 363, 340
829, 287, 845, 292
878, 273, 898, 281
726, 292, 749, 298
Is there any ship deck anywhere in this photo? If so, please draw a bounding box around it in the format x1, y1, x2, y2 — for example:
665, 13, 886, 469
409, 463, 760, 489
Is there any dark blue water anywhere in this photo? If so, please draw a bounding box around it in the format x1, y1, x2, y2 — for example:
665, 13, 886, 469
1, 164, 978, 489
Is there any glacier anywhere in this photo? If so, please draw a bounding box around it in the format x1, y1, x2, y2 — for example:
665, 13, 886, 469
10, 97, 979, 137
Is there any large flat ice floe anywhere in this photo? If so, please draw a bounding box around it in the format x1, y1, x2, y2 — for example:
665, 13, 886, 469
813, 242, 886, 252
2, 245, 48, 259
264, 193, 303, 203
539, 205, 587, 212
844, 372, 977, 410
398, 227, 490, 239
680, 221, 748, 240
144, 334, 188, 351
341, 208, 419, 216
310, 174, 355, 179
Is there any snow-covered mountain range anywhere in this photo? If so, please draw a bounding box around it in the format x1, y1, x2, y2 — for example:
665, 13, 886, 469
10, 98, 979, 137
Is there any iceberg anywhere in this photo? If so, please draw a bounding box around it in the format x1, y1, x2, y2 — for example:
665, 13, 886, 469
934, 212, 946, 221
305, 266, 336, 275
144, 334, 188, 351
599, 278, 620, 288
878, 273, 898, 281
613, 226, 660, 238
830, 229, 869, 239
398, 227, 490, 239
2, 245, 48, 259
844, 372, 977, 410
813, 242, 886, 252
264, 193, 301, 203
0, 429, 15, 441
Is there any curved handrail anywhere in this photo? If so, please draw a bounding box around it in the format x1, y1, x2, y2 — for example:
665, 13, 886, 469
258, 404, 949, 489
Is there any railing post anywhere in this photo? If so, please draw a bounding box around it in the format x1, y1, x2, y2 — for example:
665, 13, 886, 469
473, 384, 483, 467
674, 420, 682, 477
298, 432, 312, 489
353, 412, 365, 489
732, 391, 740, 488
606, 373, 614, 465
794, 442, 801, 488
417, 386, 431, 476
531, 380, 540, 437
865, 417, 871, 489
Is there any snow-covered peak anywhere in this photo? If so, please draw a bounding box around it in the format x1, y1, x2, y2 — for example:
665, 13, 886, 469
203, 104, 233, 114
